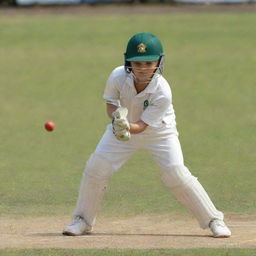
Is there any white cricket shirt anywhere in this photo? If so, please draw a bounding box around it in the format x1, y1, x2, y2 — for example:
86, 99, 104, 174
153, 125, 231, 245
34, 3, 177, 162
103, 66, 177, 130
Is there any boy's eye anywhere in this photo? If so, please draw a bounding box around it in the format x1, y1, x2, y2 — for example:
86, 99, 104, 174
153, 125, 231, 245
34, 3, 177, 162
132, 62, 156, 68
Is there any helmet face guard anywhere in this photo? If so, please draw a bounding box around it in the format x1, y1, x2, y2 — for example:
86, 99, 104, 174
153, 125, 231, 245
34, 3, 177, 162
124, 33, 165, 82
125, 55, 164, 83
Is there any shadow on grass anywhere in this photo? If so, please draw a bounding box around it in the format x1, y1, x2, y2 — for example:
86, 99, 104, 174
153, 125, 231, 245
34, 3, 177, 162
27, 232, 211, 238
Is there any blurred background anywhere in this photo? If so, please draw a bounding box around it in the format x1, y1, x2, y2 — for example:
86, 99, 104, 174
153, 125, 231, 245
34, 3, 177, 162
1, 0, 256, 7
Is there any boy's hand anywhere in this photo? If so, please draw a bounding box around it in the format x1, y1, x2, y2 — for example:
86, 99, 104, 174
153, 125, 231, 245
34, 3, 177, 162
113, 118, 130, 130
112, 107, 130, 130
114, 128, 131, 141
112, 107, 128, 119
112, 107, 131, 141
112, 107, 130, 129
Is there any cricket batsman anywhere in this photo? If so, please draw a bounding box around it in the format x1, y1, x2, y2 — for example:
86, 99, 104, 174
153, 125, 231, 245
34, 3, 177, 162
63, 32, 231, 238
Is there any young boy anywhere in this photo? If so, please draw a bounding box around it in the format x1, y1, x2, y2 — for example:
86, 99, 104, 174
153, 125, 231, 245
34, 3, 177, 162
63, 32, 231, 238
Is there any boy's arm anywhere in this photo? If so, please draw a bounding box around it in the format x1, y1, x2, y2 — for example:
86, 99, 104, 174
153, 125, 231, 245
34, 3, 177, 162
106, 104, 148, 134
129, 121, 148, 134
106, 103, 118, 119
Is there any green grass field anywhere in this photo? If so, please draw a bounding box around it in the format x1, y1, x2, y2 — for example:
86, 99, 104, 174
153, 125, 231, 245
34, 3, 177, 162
1, 248, 256, 256
0, 10, 255, 255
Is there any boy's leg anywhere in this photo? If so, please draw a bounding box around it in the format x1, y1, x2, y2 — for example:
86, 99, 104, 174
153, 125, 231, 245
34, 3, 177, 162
147, 133, 228, 233
63, 127, 137, 235
161, 165, 224, 228
71, 153, 113, 230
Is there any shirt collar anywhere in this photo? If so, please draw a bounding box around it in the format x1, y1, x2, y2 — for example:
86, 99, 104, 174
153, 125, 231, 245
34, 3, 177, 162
126, 73, 159, 97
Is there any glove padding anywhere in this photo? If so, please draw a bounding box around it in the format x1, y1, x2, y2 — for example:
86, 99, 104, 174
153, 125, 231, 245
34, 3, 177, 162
112, 107, 131, 141
114, 128, 131, 141
112, 107, 130, 130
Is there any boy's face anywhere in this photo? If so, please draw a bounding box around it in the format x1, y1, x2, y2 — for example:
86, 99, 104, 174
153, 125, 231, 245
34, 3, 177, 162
131, 61, 158, 83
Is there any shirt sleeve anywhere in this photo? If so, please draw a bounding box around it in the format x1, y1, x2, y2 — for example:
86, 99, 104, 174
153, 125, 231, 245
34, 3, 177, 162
103, 71, 121, 107
140, 95, 171, 128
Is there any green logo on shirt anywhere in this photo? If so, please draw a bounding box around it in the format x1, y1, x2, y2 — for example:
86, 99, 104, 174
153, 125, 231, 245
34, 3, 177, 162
143, 100, 149, 110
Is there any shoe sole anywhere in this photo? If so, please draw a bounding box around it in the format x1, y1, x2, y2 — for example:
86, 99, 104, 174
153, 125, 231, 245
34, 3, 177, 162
62, 231, 92, 236
213, 234, 231, 238
62, 231, 81, 236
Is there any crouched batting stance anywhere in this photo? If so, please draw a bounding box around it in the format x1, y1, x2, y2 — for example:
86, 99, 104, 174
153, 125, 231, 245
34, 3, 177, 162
63, 33, 231, 238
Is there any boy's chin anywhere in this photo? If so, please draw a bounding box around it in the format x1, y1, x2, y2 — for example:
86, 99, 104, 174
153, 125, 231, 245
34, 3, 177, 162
136, 76, 152, 81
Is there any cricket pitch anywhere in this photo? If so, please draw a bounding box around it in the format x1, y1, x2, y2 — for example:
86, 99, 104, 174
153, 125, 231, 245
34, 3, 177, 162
1, 214, 255, 249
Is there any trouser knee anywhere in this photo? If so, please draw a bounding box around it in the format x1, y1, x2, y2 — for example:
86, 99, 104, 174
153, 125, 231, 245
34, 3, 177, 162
84, 153, 114, 184
161, 165, 197, 189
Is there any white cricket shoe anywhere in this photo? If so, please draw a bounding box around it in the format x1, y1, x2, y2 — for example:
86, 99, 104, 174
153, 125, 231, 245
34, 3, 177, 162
63, 216, 93, 236
209, 219, 231, 238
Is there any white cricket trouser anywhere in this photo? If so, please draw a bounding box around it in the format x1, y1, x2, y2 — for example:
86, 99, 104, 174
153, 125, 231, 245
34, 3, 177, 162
96, 125, 184, 170
74, 124, 224, 229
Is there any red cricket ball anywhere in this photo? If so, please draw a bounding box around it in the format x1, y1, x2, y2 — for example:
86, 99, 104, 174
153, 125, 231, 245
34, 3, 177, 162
44, 121, 55, 132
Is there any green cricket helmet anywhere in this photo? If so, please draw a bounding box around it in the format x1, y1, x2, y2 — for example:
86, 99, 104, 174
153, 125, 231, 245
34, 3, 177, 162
124, 32, 164, 74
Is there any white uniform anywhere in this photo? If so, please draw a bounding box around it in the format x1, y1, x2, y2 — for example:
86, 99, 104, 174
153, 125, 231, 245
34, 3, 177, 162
97, 66, 183, 170
73, 66, 224, 230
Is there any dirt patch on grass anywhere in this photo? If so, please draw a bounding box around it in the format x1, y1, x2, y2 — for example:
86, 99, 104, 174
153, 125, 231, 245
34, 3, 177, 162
1, 213, 256, 249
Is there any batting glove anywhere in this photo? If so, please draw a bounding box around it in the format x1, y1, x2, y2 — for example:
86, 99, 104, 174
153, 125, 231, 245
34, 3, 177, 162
112, 107, 131, 141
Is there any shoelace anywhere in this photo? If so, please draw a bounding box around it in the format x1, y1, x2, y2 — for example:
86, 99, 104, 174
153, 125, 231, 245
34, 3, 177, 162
71, 216, 83, 226
212, 220, 225, 227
